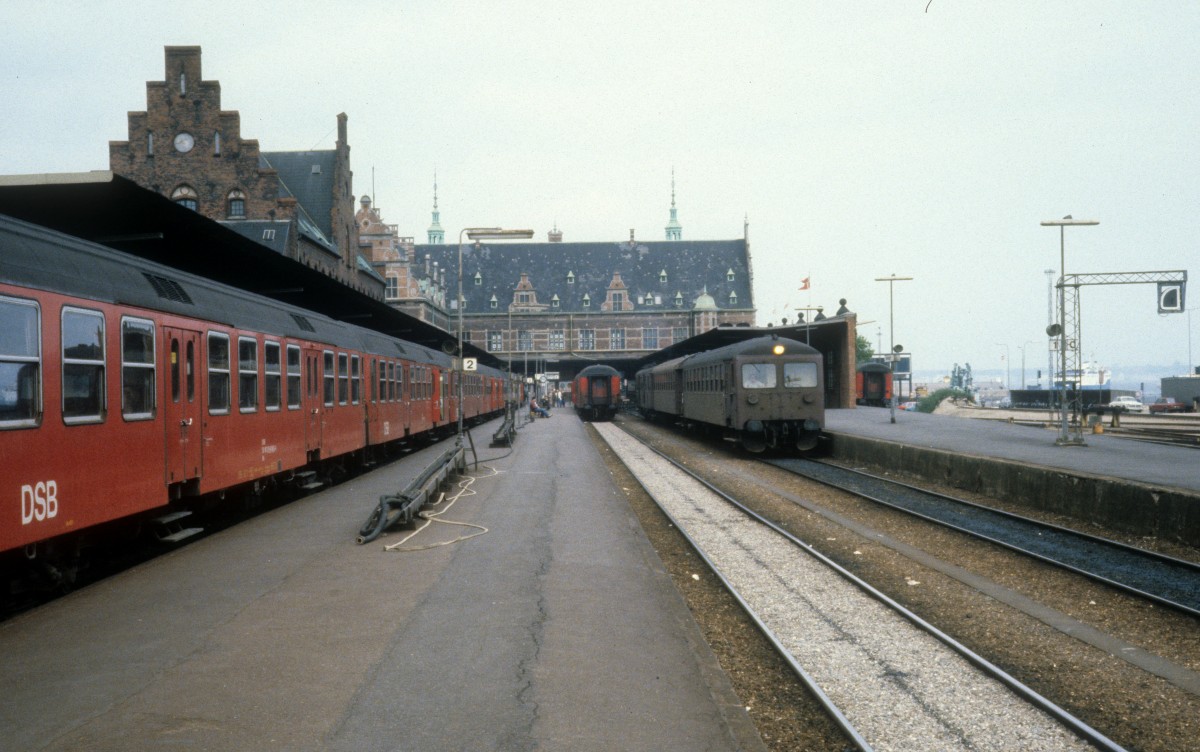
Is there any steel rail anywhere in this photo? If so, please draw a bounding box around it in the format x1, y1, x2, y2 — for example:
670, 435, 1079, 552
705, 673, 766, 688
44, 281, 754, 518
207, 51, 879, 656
615, 426, 1124, 752
772, 459, 1200, 618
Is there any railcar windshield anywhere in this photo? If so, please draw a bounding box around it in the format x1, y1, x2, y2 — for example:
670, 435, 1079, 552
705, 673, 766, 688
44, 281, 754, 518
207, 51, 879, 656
741, 363, 776, 389
784, 362, 819, 388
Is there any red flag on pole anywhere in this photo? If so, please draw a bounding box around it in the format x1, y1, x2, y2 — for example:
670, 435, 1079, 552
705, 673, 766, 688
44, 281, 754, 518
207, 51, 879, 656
799, 277, 811, 291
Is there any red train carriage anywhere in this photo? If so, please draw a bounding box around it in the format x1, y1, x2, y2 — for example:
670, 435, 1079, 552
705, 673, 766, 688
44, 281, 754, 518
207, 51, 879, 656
855, 362, 892, 407
0, 214, 507, 586
572, 365, 622, 421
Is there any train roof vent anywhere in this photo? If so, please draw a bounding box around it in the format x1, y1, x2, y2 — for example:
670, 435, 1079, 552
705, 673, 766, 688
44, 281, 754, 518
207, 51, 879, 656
142, 273, 193, 304
289, 313, 316, 332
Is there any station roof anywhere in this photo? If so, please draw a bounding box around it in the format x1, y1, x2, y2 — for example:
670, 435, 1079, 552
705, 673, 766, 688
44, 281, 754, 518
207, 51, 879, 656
0, 171, 484, 362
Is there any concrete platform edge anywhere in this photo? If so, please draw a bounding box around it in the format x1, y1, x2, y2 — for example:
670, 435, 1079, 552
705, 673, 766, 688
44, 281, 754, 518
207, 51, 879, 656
825, 432, 1200, 548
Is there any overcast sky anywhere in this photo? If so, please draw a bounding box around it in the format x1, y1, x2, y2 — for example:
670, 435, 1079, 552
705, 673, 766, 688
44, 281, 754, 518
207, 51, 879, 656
2, 1, 1196, 382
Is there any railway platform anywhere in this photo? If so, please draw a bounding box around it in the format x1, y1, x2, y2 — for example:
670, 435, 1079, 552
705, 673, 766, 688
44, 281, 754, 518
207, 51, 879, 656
824, 406, 1200, 546
0, 412, 763, 752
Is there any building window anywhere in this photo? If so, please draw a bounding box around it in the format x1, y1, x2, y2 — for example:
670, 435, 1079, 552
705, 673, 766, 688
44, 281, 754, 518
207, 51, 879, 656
227, 189, 246, 218
727, 268, 736, 281
567, 271, 575, 284
180, 72, 187, 95
674, 292, 683, 307
474, 272, 482, 286
1, 296, 41, 428
385, 276, 399, 300
642, 328, 658, 350
660, 270, 668, 283
582, 293, 591, 308
611, 329, 625, 350
121, 316, 156, 419
171, 185, 198, 211
579, 329, 596, 350
729, 291, 738, 304
147, 132, 154, 156
61, 307, 104, 423
672, 327, 687, 344
551, 295, 560, 308
488, 331, 503, 352
208, 333, 231, 414
214, 131, 221, 156
518, 330, 532, 351
490, 295, 499, 309
549, 330, 565, 350
238, 337, 258, 412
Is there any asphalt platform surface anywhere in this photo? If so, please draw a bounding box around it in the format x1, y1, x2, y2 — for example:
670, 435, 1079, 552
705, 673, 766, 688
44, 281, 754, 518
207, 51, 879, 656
0, 411, 762, 752
826, 406, 1199, 494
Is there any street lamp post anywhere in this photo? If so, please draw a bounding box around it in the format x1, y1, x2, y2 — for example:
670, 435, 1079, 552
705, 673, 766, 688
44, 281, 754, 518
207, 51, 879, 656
457, 227, 534, 443
1019, 340, 1033, 390
875, 274, 913, 423
994, 342, 1010, 391
1040, 217, 1098, 446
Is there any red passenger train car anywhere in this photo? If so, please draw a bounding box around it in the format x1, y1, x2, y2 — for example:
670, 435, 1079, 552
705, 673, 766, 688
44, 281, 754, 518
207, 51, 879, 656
855, 362, 893, 407
0, 214, 510, 587
572, 364, 622, 421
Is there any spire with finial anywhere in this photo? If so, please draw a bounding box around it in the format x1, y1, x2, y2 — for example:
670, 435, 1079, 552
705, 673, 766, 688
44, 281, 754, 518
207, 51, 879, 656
427, 172, 444, 244
665, 168, 682, 241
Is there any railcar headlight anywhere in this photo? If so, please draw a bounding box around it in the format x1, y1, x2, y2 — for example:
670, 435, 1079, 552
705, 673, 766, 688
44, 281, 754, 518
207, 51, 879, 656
772, 344, 785, 356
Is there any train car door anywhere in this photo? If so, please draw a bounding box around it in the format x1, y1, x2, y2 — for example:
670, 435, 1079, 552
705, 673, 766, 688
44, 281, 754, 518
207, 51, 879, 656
436, 370, 447, 423
305, 347, 324, 455
163, 327, 202, 484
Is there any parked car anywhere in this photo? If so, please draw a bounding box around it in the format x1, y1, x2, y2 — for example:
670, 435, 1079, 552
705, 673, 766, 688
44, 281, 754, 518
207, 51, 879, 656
1107, 396, 1146, 413
1149, 398, 1190, 414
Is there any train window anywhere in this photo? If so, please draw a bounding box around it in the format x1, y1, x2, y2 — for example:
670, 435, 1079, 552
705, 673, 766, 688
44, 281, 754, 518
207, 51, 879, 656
338, 353, 349, 405
61, 307, 105, 423
384, 362, 393, 401
394, 362, 402, 401
238, 338, 258, 412
170, 339, 180, 403
208, 333, 231, 414
323, 351, 335, 406
286, 345, 301, 409
741, 363, 776, 389
784, 362, 819, 388
121, 318, 156, 420
264, 341, 281, 411
351, 355, 361, 405
0, 296, 41, 428
186, 340, 195, 401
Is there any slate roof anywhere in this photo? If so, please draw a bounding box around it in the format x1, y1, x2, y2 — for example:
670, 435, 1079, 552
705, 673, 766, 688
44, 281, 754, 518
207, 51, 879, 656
260, 151, 338, 254
219, 219, 292, 256
415, 238, 753, 315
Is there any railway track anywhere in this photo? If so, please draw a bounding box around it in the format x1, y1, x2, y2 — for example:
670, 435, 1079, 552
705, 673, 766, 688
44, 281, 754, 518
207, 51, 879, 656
595, 421, 1122, 752
768, 459, 1200, 618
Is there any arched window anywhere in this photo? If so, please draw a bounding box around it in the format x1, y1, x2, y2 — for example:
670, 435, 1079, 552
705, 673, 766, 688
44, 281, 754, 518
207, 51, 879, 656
227, 189, 246, 218
171, 185, 198, 211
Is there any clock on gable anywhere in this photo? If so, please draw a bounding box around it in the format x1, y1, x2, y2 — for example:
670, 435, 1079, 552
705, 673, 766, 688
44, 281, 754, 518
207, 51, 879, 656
173, 132, 195, 153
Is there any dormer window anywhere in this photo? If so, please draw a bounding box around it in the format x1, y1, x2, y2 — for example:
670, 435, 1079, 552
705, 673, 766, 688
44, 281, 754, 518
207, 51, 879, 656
729, 291, 738, 304
474, 271, 483, 286
551, 294, 560, 309
489, 295, 498, 309
582, 293, 591, 308
659, 270, 668, 283
674, 292, 683, 307
171, 184, 198, 211
567, 271, 575, 285
726, 268, 735, 282
227, 189, 246, 218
